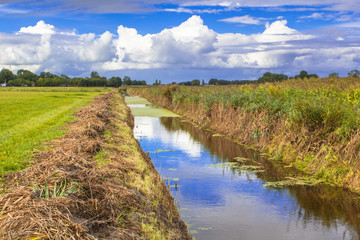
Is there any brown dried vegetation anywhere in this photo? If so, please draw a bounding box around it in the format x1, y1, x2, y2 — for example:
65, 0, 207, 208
127, 84, 360, 193
0, 90, 190, 239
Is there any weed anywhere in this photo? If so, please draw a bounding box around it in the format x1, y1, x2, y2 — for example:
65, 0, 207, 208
252, 127, 261, 140
33, 178, 79, 199
96, 149, 110, 166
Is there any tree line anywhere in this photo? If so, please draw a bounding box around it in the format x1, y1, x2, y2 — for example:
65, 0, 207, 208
1, 68, 359, 87
208, 69, 360, 85
0, 69, 147, 87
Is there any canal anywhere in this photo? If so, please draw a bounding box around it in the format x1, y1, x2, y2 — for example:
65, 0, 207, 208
126, 96, 360, 240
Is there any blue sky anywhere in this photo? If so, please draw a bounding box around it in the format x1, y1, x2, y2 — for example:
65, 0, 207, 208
0, 0, 359, 83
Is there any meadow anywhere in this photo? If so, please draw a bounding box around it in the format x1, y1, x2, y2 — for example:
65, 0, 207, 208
0, 87, 109, 174
127, 77, 360, 193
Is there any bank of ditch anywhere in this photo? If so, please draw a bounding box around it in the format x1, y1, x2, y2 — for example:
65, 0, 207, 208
0, 90, 191, 239
126, 80, 360, 194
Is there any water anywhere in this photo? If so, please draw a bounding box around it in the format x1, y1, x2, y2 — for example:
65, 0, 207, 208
127, 97, 360, 240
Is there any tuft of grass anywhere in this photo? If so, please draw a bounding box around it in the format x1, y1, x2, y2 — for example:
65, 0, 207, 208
95, 149, 110, 167
33, 176, 80, 199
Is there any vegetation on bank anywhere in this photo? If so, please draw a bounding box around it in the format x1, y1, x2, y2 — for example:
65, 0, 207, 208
127, 76, 360, 193
0, 91, 190, 239
0, 87, 109, 174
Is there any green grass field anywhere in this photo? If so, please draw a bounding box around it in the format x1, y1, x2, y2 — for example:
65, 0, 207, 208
0, 87, 110, 174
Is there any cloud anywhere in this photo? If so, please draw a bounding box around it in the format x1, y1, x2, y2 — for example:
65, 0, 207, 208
0, 4, 28, 14
0, 21, 114, 75
3, 0, 360, 14
18, 20, 76, 35
219, 15, 266, 25
164, 7, 224, 14
18, 20, 56, 35
299, 13, 324, 20
180, 0, 360, 12
103, 15, 217, 70
0, 15, 359, 81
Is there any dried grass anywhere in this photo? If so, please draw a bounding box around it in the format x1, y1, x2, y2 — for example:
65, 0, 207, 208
0, 90, 190, 240
128, 86, 360, 193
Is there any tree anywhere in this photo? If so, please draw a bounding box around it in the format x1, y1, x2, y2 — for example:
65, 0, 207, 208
191, 79, 200, 86
123, 76, 132, 85
0, 69, 16, 84
348, 70, 360, 78
294, 70, 318, 79
40, 72, 46, 78
60, 74, 71, 81
40, 71, 56, 79
298, 70, 308, 79
328, 72, 339, 78
307, 74, 319, 79
108, 77, 122, 87
46, 72, 55, 78
208, 78, 218, 85
258, 72, 288, 83
202, 80, 205, 86
90, 71, 100, 79
17, 69, 38, 82
7, 78, 31, 86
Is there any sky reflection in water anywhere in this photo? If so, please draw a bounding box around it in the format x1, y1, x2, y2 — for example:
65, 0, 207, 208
132, 114, 359, 240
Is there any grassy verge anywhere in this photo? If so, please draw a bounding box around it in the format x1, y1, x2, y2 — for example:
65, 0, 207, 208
127, 77, 360, 193
0, 88, 108, 174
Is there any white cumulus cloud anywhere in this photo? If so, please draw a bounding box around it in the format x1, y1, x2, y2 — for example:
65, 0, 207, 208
0, 16, 359, 80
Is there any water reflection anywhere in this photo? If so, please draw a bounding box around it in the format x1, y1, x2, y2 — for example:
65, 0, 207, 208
131, 107, 360, 240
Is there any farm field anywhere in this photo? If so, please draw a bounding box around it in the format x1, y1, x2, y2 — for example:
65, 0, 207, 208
0, 87, 109, 174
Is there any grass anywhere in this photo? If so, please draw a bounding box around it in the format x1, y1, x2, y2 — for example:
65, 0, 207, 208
0, 90, 190, 239
126, 77, 360, 193
108, 93, 189, 239
0, 87, 111, 92
32, 177, 80, 199
0, 88, 105, 174
127, 77, 360, 139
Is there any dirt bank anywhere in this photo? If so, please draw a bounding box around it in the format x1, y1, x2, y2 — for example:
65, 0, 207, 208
127, 86, 360, 194
0, 90, 191, 239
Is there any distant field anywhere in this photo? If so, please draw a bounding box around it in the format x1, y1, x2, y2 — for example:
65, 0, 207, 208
0, 87, 111, 92
0, 87, 110, 174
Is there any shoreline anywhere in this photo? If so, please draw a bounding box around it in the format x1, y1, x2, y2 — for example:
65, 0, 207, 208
127, 85, 360, 195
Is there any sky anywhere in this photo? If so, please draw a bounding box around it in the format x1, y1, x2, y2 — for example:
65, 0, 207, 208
0, 0, 359, 83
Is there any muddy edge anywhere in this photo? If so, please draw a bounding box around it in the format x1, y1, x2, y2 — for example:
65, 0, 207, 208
0, 90, 191, 240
